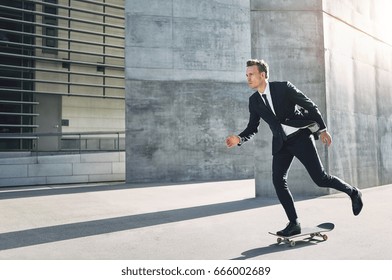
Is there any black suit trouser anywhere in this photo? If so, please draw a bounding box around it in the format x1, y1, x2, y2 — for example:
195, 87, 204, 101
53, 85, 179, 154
272, 130, 354, 222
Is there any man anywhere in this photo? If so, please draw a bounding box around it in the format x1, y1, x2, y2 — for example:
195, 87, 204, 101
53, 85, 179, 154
226, 59, 363, 236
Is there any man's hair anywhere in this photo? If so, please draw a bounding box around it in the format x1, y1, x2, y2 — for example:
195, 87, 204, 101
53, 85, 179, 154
246, 59, 269, 79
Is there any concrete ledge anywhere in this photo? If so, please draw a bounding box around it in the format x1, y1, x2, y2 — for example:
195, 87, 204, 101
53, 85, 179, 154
89, 173, 125, 182
38, 154, 81, 164
0, 152, 125, 187
0, 177, 47, 187
0, 157, 37, 164
112, 162, 125, 174
80, 153, 121, 163
73, 162, 112, 175
46, 175, 89, 185
29, 163, 73, 177
0, 165, 28, 179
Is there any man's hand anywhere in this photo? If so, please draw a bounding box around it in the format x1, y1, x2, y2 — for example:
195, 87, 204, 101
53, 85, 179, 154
226, 135, 240, 148
320, 130, 332, 147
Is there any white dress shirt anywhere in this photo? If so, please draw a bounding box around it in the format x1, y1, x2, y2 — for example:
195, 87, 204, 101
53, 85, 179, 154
259, 82, 299, 137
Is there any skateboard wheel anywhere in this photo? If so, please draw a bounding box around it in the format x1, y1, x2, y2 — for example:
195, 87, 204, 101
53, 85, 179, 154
322, 234, 328, 241
290, 240, 296, 247
277, 237, 283, 244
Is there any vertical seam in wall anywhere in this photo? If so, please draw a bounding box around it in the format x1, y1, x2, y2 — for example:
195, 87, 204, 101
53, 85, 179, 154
320, 5, 330, 175
171, 0, 174, 71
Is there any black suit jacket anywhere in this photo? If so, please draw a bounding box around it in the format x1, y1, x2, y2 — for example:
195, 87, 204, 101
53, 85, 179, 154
238, 81, 326, 155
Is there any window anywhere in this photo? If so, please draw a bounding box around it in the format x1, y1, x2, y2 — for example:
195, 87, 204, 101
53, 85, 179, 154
42, 0, 58, 53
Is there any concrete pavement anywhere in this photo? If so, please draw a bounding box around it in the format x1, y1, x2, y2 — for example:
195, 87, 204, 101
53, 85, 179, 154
0, 179, 391, 260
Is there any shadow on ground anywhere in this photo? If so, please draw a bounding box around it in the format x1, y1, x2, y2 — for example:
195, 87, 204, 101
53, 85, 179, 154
0, 196, 278, 251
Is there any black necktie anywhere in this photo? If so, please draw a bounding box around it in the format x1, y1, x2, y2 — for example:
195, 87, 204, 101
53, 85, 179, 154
262, 94, 273, 113
262, 94, 287, 141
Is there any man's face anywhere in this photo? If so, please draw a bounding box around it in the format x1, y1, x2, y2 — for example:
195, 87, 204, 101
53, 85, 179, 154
246, 65, 265, 89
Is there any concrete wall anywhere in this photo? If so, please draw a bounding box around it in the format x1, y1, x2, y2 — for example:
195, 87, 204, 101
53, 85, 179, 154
0, 152, 125, 187
251, 0, 392, 196
250, 0, 329, 196
125, 0, 254, 183
323, 0, 392, 189
125, 0, 392, 194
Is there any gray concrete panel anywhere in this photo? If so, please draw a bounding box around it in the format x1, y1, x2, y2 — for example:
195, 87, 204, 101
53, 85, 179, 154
377, 117, 392, 184
46, 175, 89, 185
126, 0, 172, 17
126, 80, 254, 183
0, 157, 36, 165
126, 15, 172, 48
73, 163, 112, 175
125, 0, 250, 83
251, 0, 322, 11
125, 0, 252, 183
28, 164, 73, 177
323, 0, 392, 45
80, 152, 121, 163
112, 162, 125, 174
89, 173, 125, 182
324, 2, 392, 188
250, 2, 327, 196
173, 0, 250, 20
37, 154, 81, 164
0, 165, 28, 179
0, 177, 46, 187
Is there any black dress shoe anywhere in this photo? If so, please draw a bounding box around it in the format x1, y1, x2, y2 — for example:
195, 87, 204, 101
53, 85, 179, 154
351, 187, 363, 216
277, 222, 301, 236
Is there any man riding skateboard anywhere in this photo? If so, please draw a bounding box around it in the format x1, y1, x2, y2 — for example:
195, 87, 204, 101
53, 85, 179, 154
226, 59, 363, 237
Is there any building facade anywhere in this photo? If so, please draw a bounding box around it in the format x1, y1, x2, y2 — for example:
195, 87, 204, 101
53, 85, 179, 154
1, 1, 391, 191
0, 0, 125, 153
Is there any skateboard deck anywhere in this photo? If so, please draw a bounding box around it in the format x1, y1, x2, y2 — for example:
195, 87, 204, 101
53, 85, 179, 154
269, 222, 334, 247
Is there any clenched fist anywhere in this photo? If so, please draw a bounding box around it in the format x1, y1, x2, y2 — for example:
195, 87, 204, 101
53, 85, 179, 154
226, 135, 241, 148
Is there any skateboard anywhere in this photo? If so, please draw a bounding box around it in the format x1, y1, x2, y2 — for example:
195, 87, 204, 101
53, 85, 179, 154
269, 222, 335, 247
